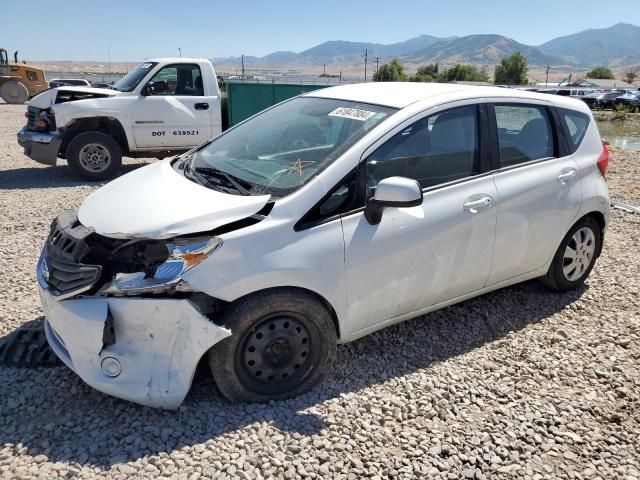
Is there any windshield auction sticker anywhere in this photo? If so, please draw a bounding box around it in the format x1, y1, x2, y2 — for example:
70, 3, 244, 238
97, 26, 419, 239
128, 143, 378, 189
329, 107, 377, 121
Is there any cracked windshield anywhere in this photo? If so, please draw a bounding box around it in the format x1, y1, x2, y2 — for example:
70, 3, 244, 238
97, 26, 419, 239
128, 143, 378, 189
188, 97, 395, 197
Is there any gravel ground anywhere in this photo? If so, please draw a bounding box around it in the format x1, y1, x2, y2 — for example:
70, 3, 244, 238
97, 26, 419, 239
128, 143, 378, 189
0, 102, 639, 480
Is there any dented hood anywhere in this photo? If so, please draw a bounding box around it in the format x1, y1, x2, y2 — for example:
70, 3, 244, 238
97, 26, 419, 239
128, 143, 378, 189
78, 160, 271, 239
29, 86, 121, 108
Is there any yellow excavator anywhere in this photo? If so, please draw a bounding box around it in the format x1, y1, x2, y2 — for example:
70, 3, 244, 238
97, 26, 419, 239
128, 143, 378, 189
0, 49, 48, 104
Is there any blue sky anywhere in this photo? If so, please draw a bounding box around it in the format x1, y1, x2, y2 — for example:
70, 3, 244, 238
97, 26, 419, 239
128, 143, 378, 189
4, 0, 639, 61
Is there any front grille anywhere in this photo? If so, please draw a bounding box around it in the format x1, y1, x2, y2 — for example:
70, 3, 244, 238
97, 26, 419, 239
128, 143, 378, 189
44, 211, 102, 298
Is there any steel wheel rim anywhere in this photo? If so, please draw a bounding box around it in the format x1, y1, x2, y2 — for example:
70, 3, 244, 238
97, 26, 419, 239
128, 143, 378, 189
235, 312, 318, 395
79, 143, 111, 172
562, 226, 596, 282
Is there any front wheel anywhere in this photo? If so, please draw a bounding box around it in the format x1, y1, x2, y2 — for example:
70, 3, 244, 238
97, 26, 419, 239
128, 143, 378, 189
209, 289, 337, 402
540, 216, 602, 291
66, 131, 122, 181
0, 80, 29, 104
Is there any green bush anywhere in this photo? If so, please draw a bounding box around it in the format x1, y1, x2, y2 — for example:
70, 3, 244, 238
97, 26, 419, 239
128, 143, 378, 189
494, 52, 528, 85
439, 64, 489, 82
410, 63, 488, 83
585, 67, 615, 80
613, 103, 628, 121
373, 58, 408, 82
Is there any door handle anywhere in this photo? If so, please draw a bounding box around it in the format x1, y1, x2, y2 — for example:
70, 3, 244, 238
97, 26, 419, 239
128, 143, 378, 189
463, 196, 492, 213
557, 170, 577, 184
194, 103, 209, 110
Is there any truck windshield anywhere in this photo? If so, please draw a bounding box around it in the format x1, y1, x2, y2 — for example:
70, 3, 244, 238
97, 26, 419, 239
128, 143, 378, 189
113, 62, 158, 92
189, 97, 396, 198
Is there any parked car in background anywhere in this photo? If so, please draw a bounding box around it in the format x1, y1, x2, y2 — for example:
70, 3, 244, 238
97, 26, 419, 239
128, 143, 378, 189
612, 91, 640, 112
90, 82, 115, 89
582, 90, 625, 109
36, 83, 610, 408
555, 88, 598, 98
48, 78, 91, 88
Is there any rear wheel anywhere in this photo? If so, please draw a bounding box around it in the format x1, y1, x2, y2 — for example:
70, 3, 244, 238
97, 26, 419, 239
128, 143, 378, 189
0, 80, 29, 104
540, 216, 601, 291
66, 131, 122, 181
209, 289, 337, 402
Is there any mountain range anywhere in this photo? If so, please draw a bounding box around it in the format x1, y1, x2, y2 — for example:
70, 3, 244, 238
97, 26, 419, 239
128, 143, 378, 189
214, 23, 640, 69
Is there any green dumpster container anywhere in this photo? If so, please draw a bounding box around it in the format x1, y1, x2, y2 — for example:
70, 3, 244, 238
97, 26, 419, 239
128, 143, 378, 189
223, 82, 330, 128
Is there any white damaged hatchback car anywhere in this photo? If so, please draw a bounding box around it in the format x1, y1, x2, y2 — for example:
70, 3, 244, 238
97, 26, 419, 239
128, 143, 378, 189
37, 83, 610, 408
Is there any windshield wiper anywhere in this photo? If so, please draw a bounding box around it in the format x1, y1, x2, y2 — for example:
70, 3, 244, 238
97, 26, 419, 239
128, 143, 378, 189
194, 166, 252, 196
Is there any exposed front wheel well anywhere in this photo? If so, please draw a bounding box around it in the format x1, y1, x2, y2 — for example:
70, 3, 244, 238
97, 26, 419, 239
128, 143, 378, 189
228, 286, 342, 341
60, 117, 129, 157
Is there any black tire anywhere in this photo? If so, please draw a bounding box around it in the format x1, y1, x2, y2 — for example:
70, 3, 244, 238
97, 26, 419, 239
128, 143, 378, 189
540, 216, 602, 291
209, 288, 337, 402
66, 131, 122, 181
0, 80, 29, 104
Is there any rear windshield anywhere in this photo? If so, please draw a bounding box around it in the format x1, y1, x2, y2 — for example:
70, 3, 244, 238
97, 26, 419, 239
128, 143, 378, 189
558, 108, 590, 153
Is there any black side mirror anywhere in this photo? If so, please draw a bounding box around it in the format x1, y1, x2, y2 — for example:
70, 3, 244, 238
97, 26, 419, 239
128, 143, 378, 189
364, 177, 423, 225
140, 84, 150, 96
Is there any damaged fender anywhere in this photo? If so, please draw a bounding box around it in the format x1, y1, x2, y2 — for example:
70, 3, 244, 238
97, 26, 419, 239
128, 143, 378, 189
40, 287, 230, 409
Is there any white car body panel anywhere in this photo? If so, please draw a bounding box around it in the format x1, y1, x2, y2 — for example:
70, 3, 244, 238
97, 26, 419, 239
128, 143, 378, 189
342, 173, 498, 333
78, 159, 271, 239
40, 285, 230, 409
36, 83, 611, 408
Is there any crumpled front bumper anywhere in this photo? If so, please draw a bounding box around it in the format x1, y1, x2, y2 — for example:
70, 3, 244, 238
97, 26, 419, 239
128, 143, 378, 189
38, 283, 231, 409
17, 126, 62, 165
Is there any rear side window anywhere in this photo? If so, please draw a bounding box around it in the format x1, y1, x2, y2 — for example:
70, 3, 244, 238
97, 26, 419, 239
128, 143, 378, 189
26, 70, 38, 81
494, 104, 555, 167
558, 108, 590, 153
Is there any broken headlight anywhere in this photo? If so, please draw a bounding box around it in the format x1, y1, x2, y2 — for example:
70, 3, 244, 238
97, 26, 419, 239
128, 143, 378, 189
34, 108, 56, 132
101, 237, 222, 295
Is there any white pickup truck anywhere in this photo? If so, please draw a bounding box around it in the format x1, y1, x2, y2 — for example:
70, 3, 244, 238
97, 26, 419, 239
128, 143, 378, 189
17, 58, 225, 180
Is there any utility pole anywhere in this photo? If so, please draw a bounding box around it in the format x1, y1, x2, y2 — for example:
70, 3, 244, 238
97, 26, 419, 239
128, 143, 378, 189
364, 49, 368, 82
323, 64, 326, 76
107, 45, 111, 82
339, 71, 342, 83
241, 54, 245, 79
375, 56, 380, 81
178, 47, 182, 58
545, 65, 550, 87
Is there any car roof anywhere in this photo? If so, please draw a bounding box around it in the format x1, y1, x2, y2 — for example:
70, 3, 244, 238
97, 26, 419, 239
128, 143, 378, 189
304, 82, 587, 111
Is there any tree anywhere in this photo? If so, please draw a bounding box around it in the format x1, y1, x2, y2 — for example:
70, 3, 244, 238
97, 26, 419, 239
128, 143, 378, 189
585, 67, 615, 80
440, 64, 489, 82
623, 66, 639, 84
494, 52, 528, 85
411, 63, 439, 82
373, 58, 408, 82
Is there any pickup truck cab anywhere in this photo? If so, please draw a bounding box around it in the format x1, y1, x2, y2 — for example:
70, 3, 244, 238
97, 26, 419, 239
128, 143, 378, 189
17, 58, 222, 180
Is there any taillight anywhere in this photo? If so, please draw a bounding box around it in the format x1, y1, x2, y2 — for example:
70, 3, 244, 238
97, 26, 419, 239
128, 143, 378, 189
597, 140, 609, 180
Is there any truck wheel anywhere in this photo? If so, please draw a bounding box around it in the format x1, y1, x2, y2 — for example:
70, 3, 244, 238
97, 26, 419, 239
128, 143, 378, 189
209, 289, 337, 402
66, 132, 122, 181
0, 80, 29, 104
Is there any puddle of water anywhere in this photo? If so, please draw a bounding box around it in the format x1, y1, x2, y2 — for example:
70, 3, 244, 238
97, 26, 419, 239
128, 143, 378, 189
596, 120, 640, 151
